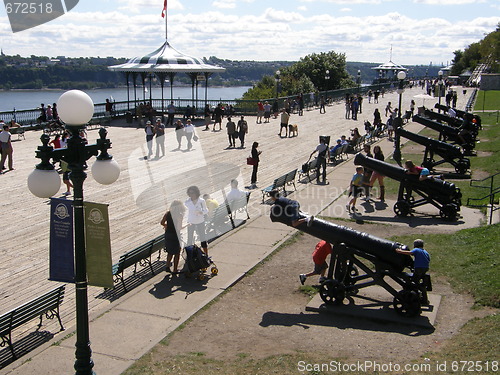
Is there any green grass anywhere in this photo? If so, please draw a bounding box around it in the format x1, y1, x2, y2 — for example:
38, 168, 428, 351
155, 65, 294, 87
474, 90, 500, 111
390, 223, 500, 308
422, 314, 500, 374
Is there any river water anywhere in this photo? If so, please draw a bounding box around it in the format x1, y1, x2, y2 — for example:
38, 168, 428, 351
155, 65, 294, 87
0, 86, 252, 112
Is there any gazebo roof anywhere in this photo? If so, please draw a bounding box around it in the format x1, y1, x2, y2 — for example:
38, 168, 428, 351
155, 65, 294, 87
371, 60, 407, 71
108, 41, 225, 74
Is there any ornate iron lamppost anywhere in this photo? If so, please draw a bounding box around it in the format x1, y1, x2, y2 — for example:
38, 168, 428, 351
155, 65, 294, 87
393, 70, 406, 166
27, 90, 120, 375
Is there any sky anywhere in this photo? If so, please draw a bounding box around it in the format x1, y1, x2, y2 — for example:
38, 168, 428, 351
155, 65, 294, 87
0, 0, 499, 66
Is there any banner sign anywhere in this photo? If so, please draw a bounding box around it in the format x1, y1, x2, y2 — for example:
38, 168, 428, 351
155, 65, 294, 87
49, 198, 75, 283
84, 202, 113, 288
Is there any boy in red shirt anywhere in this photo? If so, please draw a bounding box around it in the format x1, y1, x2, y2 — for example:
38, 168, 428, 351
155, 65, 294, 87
299, 240, 332, 284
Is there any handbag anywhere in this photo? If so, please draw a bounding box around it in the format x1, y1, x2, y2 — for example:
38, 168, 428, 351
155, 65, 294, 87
193, 134, 199, 142
247, 157, 256, 166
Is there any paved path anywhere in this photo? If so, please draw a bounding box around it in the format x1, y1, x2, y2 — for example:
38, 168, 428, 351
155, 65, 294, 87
0, 87, 487, 374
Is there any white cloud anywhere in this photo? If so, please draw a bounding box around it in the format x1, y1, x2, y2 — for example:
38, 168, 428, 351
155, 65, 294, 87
413, 0, 483, 4
212, 0, 237, 9
0, 2, 497, 66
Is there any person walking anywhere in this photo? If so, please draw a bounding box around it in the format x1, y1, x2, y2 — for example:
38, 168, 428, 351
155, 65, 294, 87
161, 200, 186, 274
185, 186, 209, 256
184, 119, 198, 150
226, 117, 237, 148
250, 142, 262, 188
279, 109, 289, 137
175, 119, 185, 149
154, 118, 165, 158
309, 137, 328, 184
369, 145, 386, 201
347, 166, 364, 212
237, 115, 248, 148
166, 101, 176, 127
144, 120, 155, 159
0, 124, 14, 172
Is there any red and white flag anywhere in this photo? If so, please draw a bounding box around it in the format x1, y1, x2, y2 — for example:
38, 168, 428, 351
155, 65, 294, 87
161, 0, 167, 18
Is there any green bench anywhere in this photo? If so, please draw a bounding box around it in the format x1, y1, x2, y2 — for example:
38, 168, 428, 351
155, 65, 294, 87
0, 285, 65, 359
112, 235, 164, 291
206, 203, 233, 236
298, 158, 318, 182
261, 169, 297, 202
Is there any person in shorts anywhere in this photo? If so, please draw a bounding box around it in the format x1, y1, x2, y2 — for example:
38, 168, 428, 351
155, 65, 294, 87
347, 166, 364, 212
299, 240, 332, 284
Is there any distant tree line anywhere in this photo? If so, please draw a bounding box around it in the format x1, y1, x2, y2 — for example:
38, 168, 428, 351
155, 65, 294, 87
451, 24, 499, 76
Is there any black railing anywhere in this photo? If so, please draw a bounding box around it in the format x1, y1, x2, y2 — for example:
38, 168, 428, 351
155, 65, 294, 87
0, 82, 395, 126
467, 171, 500, 225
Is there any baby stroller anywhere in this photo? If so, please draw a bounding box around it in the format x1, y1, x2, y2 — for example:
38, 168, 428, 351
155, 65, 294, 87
184, 244, 218, 281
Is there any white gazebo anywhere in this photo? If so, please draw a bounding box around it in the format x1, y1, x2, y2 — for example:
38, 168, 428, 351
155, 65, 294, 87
371, 60, 407, 83
109, 41, 226, 113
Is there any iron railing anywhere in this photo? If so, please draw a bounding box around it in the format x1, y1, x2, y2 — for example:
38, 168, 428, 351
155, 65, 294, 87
0, 82, 395, 126
467, 171, 500, 225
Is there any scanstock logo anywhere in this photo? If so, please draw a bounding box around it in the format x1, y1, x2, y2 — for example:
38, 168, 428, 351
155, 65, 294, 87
4, 0, 79, 33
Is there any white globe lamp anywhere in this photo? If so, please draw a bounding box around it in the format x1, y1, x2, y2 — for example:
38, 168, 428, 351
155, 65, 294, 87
27, 168, 61, 198
57, 90, 94, 126
91, 159, 121, 185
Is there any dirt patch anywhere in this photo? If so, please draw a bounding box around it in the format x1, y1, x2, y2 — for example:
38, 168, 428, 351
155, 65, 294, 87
154, 220, 489, 364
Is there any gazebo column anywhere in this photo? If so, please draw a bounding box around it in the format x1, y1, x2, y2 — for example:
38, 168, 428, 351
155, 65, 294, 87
125, 72, 131, 111
188, 73, 196, 109
132, 73, 138, 111
204, 72, 212, 107
141, 72, 147, 103
169, 72, 176, 104
156, 72, 168, 119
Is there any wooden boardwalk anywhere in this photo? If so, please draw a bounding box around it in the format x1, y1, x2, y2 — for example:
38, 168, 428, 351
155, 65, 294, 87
0, 87, 470, 361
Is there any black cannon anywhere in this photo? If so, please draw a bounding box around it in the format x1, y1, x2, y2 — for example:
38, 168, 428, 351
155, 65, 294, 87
270, 209, 430, 317
427, 107, 481, 137
354, 153, 462, 221
396, 128, 470, 175
434, 104, 482, 126
423, 109, 462, 128
412, 115, 476, 155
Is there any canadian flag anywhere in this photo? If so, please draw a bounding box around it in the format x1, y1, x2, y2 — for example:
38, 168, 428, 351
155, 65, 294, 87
161, 0, 167, 18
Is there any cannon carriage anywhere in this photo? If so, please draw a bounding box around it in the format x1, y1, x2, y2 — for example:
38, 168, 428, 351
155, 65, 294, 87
270, 210, 431, 317
396, 128, 470, 175
412, 115, 476, 156
354, 153, 462, 221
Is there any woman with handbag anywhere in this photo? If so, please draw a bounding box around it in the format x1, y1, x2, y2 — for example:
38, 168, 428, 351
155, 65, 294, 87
250, 142, 261, 189
184, 119, 198, 150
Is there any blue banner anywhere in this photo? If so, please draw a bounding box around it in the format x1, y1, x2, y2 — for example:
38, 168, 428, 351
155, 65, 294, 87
49, 198, 75, 283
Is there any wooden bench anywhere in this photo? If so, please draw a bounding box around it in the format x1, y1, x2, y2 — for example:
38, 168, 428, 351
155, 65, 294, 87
112, 235, 164, 291
329, 146, 345, 164
9, 126, 26, 140
0, 285, 65, 359
261, 174, 288, 202
228, 192, 251, 222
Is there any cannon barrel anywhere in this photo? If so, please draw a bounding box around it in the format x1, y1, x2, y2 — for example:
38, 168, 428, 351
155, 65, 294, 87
396, 128, 463, 159
434, 103, 468, 118
424, 109, 462, 128
354, 153, 462, 204
412, 115, 459, 137
269, 208, 411, 271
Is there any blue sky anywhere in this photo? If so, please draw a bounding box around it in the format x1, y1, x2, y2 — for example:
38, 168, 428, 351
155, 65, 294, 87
1, 0, 498, 65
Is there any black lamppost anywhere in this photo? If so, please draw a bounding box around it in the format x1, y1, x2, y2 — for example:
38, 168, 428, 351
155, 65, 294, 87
27, 90, 120, 375
437, 70, 444, 113
357, 69, 361, 91
275, 70, 281, 99
393, 70, 406, 166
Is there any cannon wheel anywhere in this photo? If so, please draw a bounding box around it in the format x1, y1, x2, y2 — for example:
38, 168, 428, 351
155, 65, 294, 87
394, 200, 411, 217
440, 204, 458, 221
455, 159, 469, 175
320, 280, 345, 305
393, 290, 421, 317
